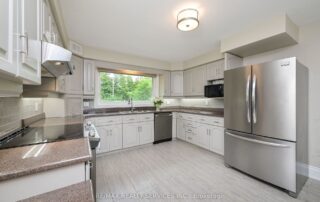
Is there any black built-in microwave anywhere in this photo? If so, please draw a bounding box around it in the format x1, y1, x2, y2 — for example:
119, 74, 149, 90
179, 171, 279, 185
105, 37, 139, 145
204, 84, 224, 98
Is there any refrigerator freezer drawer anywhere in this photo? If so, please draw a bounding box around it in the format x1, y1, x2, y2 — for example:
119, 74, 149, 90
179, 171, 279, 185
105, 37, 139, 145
224, 130, 296, 193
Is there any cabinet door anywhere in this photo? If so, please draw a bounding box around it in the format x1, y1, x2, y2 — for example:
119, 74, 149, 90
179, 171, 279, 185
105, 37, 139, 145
206, 62, 217, 81
41, 0, 51, 42
65, 55, 83, 94
209, 126, 224, 155
108, 124, 123, 152
176, 119, 186, 140
122, 123, 140, 148
191, 65, 206, 96
196, 123, 210, 150
170, 71, 183, 96
0, 0, 17, 76
17, 0, 42, 84
183, 69, 192, 96
83, 60, 95, 95
139, 121, 154, 145
213, 127, 224, 155
95, 126, 109, 153
163, 71, 171, 97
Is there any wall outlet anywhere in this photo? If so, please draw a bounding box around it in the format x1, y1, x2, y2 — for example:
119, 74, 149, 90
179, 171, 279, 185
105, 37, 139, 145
205, 100, 209, 105
165, 100, 171, 105
83, 102, 90, 107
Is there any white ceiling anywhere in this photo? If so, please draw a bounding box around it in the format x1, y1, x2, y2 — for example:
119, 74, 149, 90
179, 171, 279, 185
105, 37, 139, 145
58, 0, 320, 63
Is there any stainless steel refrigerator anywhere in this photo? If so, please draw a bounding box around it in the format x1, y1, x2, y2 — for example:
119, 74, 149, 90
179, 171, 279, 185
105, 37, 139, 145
224, 57, 308, 197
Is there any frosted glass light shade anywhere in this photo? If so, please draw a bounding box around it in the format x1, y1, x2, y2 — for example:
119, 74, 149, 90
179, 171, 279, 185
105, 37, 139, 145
177, 9, 199, 31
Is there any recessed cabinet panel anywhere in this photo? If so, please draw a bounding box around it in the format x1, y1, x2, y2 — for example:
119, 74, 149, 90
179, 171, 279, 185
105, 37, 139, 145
83, 60, 95, 96
17, 0, 42, 84
123, 123, 140, 148
65, 56, 84, 94
170, 71, 183, 96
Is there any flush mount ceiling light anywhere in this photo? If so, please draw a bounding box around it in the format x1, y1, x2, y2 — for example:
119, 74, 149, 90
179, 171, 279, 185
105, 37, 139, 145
177, 8, 199, 31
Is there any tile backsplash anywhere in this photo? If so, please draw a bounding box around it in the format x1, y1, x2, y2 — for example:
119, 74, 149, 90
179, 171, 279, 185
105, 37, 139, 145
0, 98, 43, 138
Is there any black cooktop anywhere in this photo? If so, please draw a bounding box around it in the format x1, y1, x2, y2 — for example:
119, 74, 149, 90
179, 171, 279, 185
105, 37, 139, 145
0, 124, 84, 150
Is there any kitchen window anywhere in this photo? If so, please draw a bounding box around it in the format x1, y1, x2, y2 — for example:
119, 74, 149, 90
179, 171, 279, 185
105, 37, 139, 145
96, 70, 156, 107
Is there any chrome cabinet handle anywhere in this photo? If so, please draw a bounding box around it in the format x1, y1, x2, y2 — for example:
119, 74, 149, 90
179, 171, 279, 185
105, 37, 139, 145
252, 74, 257, 124
246, 74, 251, 123
20, 32, 29, 56
225, 132, 289, 148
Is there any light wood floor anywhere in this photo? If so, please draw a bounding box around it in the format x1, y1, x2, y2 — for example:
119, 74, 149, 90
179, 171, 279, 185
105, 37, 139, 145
96, 140, 320, 202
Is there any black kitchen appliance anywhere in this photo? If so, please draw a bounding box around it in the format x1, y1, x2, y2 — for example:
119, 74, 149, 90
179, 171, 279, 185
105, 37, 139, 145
204, 84, 224, 98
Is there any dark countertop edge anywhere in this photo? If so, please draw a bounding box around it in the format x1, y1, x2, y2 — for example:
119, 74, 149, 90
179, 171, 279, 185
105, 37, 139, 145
0, 155, 92, 182
84, 108, 224, 118
0, 138, 92, 182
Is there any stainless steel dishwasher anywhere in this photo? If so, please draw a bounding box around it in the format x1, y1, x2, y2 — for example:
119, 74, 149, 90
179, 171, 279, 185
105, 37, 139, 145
154, 112, 172, 144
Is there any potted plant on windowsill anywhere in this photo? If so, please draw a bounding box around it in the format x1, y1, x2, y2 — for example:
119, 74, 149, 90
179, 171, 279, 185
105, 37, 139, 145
153, 97, 164, 111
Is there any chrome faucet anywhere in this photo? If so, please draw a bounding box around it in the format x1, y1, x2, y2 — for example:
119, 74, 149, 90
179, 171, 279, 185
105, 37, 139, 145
128, 98, 134, 112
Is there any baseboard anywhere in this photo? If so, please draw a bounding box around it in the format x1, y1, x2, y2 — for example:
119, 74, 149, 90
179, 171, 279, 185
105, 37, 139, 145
309, 165, 320, 181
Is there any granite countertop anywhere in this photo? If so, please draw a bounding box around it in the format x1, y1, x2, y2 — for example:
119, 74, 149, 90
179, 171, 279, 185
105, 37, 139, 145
0, 138, 91, 181
19, 180, 94, 202
84, 107, 224, 118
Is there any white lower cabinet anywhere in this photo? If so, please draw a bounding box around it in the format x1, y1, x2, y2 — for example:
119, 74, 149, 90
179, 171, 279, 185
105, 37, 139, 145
209, 126, 224, 155
96, 124, 123, 153
123, 121, 154, 149
176, 118, 186, 140
139, 121, 154, 145
123, 123, 140, 149
176, 113, 224, 155
196, 123, 211, 150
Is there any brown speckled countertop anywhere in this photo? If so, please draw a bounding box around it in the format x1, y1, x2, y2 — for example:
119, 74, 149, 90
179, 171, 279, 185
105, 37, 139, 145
0, 138, 91, 182
84, 107, 224, 118
19, 180, 94, 202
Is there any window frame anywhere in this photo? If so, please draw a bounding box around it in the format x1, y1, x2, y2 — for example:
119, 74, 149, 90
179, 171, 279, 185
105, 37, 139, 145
94, 70, 157, 108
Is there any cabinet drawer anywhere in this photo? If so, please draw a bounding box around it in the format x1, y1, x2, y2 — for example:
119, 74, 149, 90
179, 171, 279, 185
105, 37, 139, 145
137, 113, 154, 122
122, 115, 139, 123
178, 113, 194, 121
91, 116, 122, 126
196, 116, 224, 126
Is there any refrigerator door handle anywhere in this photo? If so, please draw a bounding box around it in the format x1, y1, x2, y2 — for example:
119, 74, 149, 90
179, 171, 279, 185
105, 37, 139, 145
252, 74, 257, 124
225, 132, 290, 148
246, 74, 251, 123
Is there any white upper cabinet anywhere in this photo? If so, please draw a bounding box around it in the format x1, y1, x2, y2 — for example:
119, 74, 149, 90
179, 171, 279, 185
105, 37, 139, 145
206, 60, 224, 81
64, 55, 84, 95
184, 65, 206, 96
41, 0, 62, 46
170, 71, 183, 97
83, 60, 95, 96
1, 0, 42, 84
183, 69, 192, 96
163, 71, 171, 97
16, 0, 42, 84
0, 0, 17, 76
191, 65, 206, 96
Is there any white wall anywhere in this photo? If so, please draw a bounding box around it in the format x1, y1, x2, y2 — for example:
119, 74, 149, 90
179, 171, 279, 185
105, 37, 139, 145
243, 21, 320, 168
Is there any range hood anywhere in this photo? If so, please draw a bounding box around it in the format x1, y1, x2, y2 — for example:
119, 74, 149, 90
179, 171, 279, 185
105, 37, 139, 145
42, 42, 73, 77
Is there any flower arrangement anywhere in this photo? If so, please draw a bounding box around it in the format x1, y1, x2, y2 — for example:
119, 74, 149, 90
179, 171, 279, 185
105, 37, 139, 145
153, 97, 164, 111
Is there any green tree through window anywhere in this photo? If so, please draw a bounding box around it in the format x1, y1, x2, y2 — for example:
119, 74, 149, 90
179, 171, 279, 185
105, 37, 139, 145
100, 72, 153, 102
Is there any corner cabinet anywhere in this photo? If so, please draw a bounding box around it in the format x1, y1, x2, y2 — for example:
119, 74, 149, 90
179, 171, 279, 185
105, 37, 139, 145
83, 60, 95, 97
170, 71, 183, 96
0, 0, 41, 85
